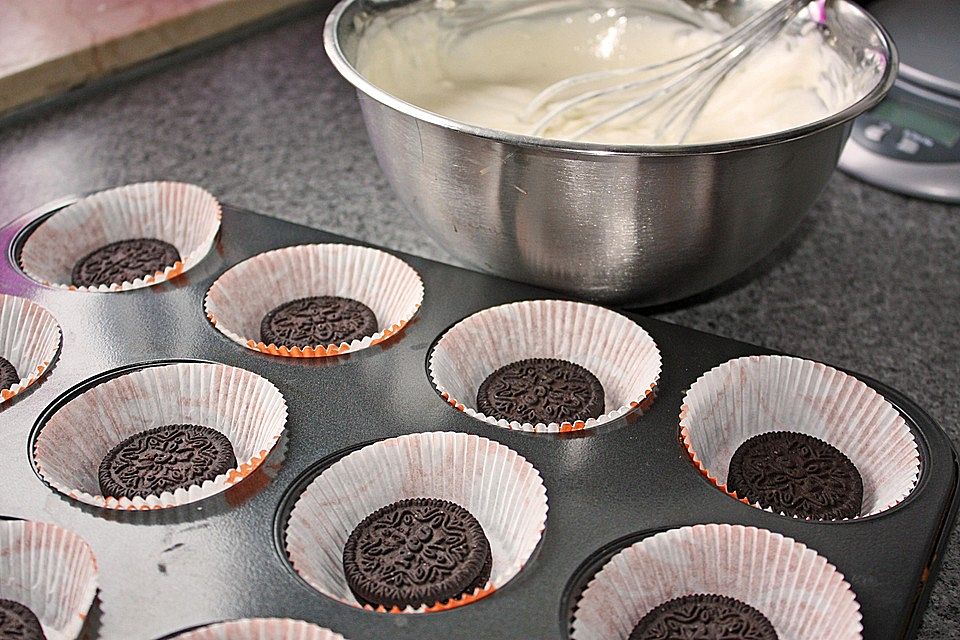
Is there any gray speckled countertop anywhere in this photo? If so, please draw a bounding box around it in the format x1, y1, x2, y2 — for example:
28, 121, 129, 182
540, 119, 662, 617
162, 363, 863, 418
0, 7, 958, 638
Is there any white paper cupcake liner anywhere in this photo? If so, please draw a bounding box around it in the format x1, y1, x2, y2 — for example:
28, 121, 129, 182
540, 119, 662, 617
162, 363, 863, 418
0, 520, 98, 640
204, 244, 424, 357
19, 181, 221, 292
571, 523, 862, 640
215, 431, 289, 510
33, 361, 287, 510
429, 300, 661, 432
680, 355, 921, 519
0, 294, 61, 403
284, 431, 548, 613
171, 618, 347, 640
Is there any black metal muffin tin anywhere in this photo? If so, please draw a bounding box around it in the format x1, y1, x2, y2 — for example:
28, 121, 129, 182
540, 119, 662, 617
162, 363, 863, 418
0, 200, 956, 640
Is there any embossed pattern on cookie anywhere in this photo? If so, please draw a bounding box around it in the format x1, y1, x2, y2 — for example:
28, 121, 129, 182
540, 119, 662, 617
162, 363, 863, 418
727, 431, 863, 520
629, 594, 779, 640
343, 497, 492, 609
0, 598, 47, 640
476, 358, 605, 425
71, 238, 181, 287
98, 424, 237, 500
260, 296, 377, 348
0, 357, 18, 390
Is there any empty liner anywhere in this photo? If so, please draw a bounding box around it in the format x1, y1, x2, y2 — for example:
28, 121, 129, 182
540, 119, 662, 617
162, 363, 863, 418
19, 181, 221, 292
0, 294, 61, 403
204, 243, 424, 357
284, 431, 548, 613
171, 618, 347, 640
571, 523, 862, 640
429, 300, 661, 432
33, 362, 287, 510
680, 355, 921, 519
0, 520, 98, 640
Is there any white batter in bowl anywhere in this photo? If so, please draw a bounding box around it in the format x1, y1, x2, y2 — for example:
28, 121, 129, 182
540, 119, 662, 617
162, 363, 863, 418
355, 0, 869, 144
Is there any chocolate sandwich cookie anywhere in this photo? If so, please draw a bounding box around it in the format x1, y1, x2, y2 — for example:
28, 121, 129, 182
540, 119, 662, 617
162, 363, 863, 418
71, 238, 181, 288
476, 358, 605, 425
0, 598, 46, 640
0, 356, 18, 390
98, 424, 237, 499
727, 431, 863, 520
629, 594, 778, 640
343, 497, 492, 609
260, 296, 378, 348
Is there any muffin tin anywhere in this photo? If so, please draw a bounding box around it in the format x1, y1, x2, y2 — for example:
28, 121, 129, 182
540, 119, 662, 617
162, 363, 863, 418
0, 198, 956, 640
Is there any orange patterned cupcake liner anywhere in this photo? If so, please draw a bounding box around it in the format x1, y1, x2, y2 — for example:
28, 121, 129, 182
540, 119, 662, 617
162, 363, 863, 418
34, 362, 287, 511
571, 524, 863, 640
19, 182, 220, 292
205, 244, 423, 358
0, 520, 99, 640
429, 300, 661, 433
0, 294, 61, 404
285, 432, 547, 614
679, 355, 921, 520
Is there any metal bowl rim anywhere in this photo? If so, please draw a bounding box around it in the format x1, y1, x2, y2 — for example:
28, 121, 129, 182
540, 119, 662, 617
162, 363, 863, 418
323, 0, 899, 157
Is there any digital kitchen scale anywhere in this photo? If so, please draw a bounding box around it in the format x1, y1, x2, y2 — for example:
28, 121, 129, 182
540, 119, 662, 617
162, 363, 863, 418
839, 0, 960, 203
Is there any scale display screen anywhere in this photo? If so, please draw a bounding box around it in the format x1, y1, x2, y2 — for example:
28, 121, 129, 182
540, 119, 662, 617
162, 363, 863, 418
872, 99, 960, 147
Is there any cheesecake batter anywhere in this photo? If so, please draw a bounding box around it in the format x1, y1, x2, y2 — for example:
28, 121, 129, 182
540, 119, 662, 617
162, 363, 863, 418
354, 0, 868, 145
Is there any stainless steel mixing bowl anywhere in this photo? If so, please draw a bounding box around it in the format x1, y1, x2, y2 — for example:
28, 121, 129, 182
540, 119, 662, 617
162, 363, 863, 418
324, 0, 897, 304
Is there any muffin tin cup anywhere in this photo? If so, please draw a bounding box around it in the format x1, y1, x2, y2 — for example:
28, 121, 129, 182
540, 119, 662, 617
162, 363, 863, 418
33, 361, 287, 510
18, 182, 222, 292
680, 355, 921, 519
0, 519, 98, 640
429, 299, 661, 432
570, 523, 863, 640
284, 431, 548, 613
170, 618, 347, 640
204, 243, 424, 357
0, 294, 61, 403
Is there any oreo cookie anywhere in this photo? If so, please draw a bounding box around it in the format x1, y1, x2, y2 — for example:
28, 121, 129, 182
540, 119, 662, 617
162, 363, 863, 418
0, 356, 18, 390
727, 431, 863, 520
343, 497, 492, 609
0, 598, 46, 640
260, 296, 378, 348
71, 238, 181, 287
629, 594, 778, 640
476, 358, 605, 425
98, 424, 237, 499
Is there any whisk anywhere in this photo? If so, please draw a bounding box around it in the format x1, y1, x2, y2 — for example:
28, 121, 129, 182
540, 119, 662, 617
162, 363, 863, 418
523, 0, 819, 143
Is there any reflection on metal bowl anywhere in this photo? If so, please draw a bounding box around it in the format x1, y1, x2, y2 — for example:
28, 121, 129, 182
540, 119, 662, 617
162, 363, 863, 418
324, 0, 897, 304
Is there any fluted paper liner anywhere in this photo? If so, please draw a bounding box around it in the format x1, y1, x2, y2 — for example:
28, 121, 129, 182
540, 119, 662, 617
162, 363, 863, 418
0, 520, 98, 640
680, 355, 921, 519
429, 300, 661, 432
19, 181, 221, 292
171, 618, 347, 640
0, 294, 61, 403
204, 244, 424, 357
285, 431, 548, 613
571, 523, 862, 640
33, 362, 287, 510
